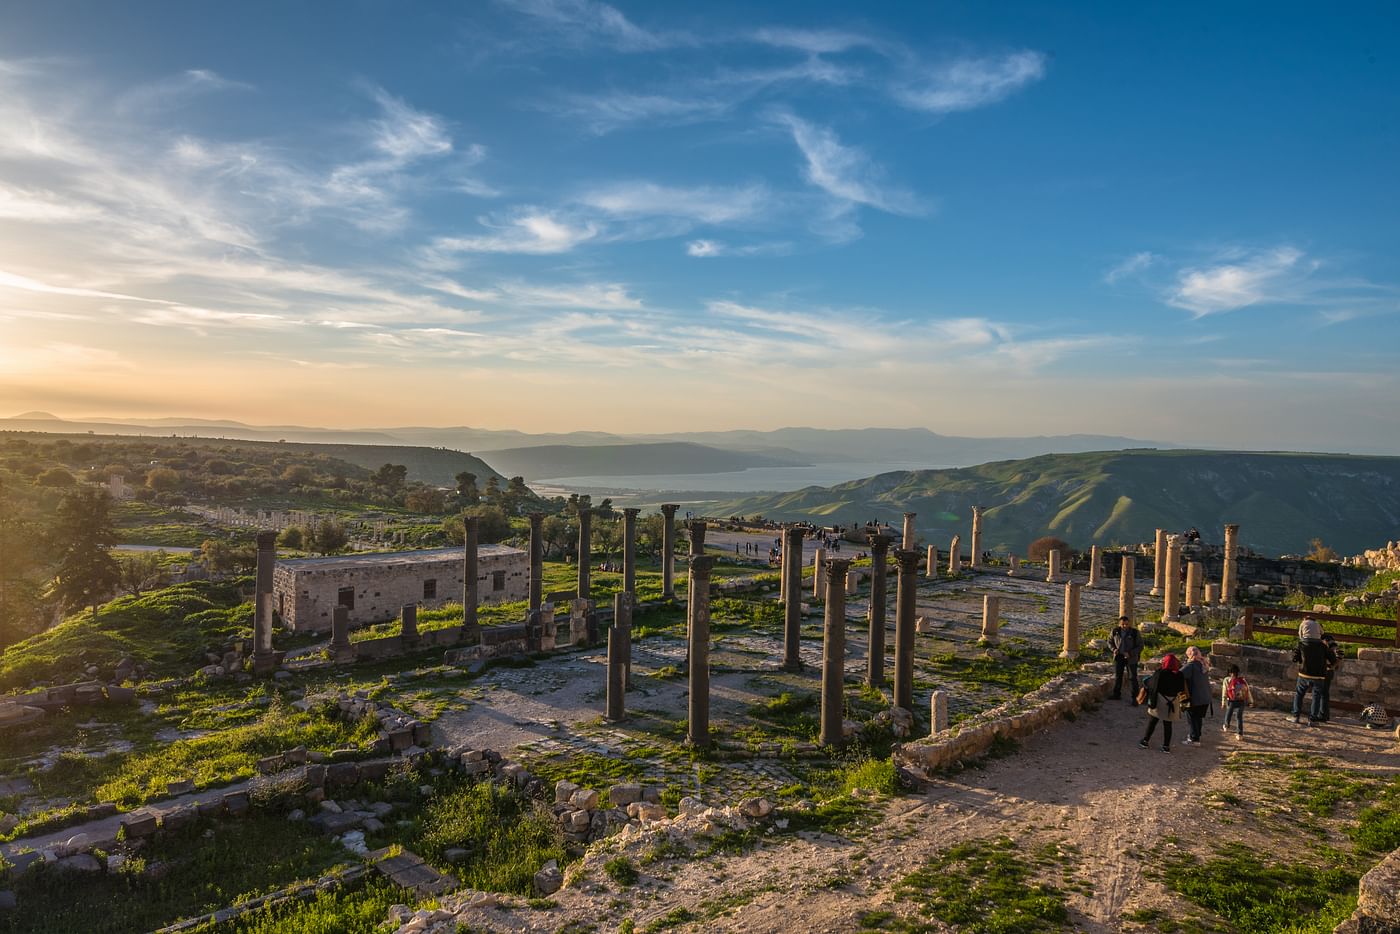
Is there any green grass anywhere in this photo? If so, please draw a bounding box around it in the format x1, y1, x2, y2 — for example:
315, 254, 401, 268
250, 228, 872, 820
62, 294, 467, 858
1351, 776, 1400, 853
0, 814, 352, 934
925, 647, 1079, 696
410, 778, 565, 893
604, 856, 639, 887
184, 876, 409, 934
1160, 843, 1357, 933
891, 837, 1069, 933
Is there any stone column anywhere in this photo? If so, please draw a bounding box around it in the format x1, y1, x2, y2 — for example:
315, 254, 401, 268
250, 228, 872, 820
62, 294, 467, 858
576, 509, 592, 601
254, 531, 276, 657
948, 535, 961, 574
462, 515, 480, 640
813, 547, 827, 599
930, 689, 949, 734
902, 513, 917, 550
1222, 524, 1240, 605
1046, 549, 1063, 583
866, 534, 892, 688
926, 544, 938, 578
606, 596, 628, 721
330, 605, 354, 663
779, 527, 790, 605
686, 556, 716, 748
1087, 545, 1103, 588
1060, 582, 1082, 658
687, 519, 706, 557
782, 527, 807, 672
660, 505, 679, 599
622, 508, 639, 596
820, 557, 852, 748
1119, 555, 1136, 621
846, 566, 859, 595
969, 506, 985, 570
527, 512, 544, 613
893, 549, 919, 714
613, 591, 633, 689
1162, 534, 1182, 621
980, 594, 1000, 645
401, 603, 419, 642
1185, 560, 1203, 611
1008, 555, 1021, 577
1151, 528, 1167, 596
1204, 583, 1219, 606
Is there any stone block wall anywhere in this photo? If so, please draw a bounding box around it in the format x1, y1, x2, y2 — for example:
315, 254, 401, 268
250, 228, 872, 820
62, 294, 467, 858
1210, 641, 1400, 713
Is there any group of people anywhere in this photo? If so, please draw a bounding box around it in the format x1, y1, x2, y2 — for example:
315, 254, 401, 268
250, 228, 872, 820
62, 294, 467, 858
1108, 616, 1254, 753
1108, 614, 1342, 752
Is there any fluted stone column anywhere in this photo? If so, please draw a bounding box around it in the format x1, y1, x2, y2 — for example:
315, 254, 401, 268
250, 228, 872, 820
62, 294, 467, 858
866, 534, 892, 688
926, 544, 938, 578
1046, 549, 1063, 583
660, 504, 679, 599
980, 594, 1000, 645
902, 513, 917, 550
622, 508, 639, 596
330, 605, 353, 663
1060, 582, 1082, 658
527, 512, 544, 613
969, 506, 985, 570
1087, 545, 1103, 588
1222, 524, 1240, 605
1151, 529, 1167, 597
1119, 555, 1137, 621
893, 549, 919, 714
254, 531, 276, 657
947, 535, 961, 574
820, 557, 852, 747
783, 526, 807, 672
1185, 560, 1203, 611
813, 547, 827, 599
930, 690, 949, 734
687, 556, 716, 748
401, 603, 418, 642
1162, 534, 1182, 621
462, 515, 480, 640
687, 519, 706, 557
577, 509, 592, 601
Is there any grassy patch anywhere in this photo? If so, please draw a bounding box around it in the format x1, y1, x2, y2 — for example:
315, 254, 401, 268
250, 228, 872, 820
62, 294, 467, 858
184, 876, 408, 934
604, 856, 639, 887
892, 837, 1069, 934
1161, 843, 1358, 934
411, 778, 565, 894
925, 646, 1079, 696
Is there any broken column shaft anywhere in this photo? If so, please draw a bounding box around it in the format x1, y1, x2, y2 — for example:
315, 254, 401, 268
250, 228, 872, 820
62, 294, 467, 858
527, 512, 544, 613
576, 509, 592, 601
782, 526, 806, 672
820, 557, 852, 747
622, 508, 639, 596
660, 504, 679, 599
462, 515, 480, 640
686, 555, 716, 748
1119, 554, 1136, 621
893, 548, 920, 714
866, 534, 892, 688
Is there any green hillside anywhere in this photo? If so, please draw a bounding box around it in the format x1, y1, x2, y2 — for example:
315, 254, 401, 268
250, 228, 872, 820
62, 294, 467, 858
711, 449, 1400, 556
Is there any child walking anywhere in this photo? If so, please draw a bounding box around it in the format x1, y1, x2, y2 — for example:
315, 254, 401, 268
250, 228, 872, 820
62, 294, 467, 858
1220, 664, 1252, 738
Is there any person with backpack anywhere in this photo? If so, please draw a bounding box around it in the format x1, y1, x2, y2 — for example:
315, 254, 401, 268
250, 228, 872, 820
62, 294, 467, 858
1319, 633, 1338, 722
1108, 616, 1144, 704
1220, 664, 1252, 738
1289, 618, 1337, 726
1138, 653, 1186, 753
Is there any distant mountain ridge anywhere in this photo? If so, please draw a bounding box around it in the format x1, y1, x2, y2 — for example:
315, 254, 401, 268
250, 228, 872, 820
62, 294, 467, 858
478, 441, 808, 480
709, 449, 1400, 557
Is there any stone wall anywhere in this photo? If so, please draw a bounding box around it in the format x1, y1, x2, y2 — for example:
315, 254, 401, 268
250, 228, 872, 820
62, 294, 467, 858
273, 546, 528, 632
1209, 641, 1400, 713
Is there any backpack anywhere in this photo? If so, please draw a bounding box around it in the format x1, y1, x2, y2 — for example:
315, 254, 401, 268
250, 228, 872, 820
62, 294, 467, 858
1225, 676, 1248, 702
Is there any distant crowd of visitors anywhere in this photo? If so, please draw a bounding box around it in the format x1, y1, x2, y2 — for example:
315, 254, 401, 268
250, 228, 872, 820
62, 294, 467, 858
1108, 615, 1342, 753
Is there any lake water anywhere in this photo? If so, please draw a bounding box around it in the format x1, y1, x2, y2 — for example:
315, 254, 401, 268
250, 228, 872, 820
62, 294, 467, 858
534, 461, 945, 495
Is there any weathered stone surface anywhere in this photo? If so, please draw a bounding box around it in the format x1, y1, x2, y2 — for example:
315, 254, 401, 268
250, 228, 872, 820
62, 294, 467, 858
570, 788, 600, 811
626, 802, 666, 822
326, 762, 360, 786
533, 859, 563, 895
222, 791, 251, 816
55, 853, 102, 873
167, 779, 195, 796
121, 810, 158, 838
607, 783, 642, 806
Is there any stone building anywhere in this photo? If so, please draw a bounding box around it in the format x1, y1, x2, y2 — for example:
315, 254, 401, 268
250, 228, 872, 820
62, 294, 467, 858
272, 546, 528, 633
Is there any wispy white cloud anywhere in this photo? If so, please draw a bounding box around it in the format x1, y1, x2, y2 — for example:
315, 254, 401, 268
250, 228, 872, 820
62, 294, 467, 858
749, 27, 887, 55
772, 112, 923, 217
553, 92, 730, 134
1104, 251, 1158, 284
685, 238, 790, 258
115, 68, 252, 115
497, 0, 689, 51
892, 51, 1047, 113
578, 181, 768, 224
1167, 246, 1310, 316
429, 209, 600, 255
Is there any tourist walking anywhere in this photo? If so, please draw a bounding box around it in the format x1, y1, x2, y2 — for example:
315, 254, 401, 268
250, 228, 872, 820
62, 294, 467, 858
1138, 654, 1186, 753
1220, 664, 1252, 738
1289, 618, 1336, 726
1181, 646, 1212, 745
1108, 616, 1144, 704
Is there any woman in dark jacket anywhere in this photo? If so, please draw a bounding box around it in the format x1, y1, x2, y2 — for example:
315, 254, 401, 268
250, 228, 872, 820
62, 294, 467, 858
1138, 654, 1186, 753
1181, 646, 1213, 745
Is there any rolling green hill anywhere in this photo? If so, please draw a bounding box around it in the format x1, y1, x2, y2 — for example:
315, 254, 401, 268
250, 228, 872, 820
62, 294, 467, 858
710, 449, 1400, 556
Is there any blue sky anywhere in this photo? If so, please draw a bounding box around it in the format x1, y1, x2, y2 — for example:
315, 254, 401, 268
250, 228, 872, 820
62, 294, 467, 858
1, 1, 1397, 450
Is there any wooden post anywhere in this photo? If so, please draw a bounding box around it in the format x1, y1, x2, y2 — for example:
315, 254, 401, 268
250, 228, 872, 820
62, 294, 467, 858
1242, 606, 1254, 640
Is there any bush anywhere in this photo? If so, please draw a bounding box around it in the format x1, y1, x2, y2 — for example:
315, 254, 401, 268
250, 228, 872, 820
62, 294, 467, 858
1027, 536, 1071, 562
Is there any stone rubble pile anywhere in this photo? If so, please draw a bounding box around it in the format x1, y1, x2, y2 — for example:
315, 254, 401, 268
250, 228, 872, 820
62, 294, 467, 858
1347, 541, 1400, 572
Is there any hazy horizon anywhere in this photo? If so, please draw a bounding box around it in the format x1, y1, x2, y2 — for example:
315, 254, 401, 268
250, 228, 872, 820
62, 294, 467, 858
1, 3, 1397, 449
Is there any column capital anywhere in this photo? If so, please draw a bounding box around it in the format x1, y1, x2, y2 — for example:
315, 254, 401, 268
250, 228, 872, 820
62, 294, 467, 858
893, 548, 921, 572
661, 503, 679, 516
867, 533, 893, 554
824, 556, 852, 576
623, 507, 641, 518
785, 525, 807, 542
256, 530, 278, 549
527, 511, 545, 523
690, 554, 717, 577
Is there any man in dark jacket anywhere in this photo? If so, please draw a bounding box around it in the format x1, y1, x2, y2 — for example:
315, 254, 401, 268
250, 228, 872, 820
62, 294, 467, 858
1290, 618, 1337, 726
1108, 616, 1144, 704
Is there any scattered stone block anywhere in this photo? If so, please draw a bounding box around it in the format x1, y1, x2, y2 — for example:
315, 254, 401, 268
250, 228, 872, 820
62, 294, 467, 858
555, 780, 579, 804
570, 788, 600, 811
121, 810, 158, 838
167, 779, 195, 796
608, 783, 642, 806
256, 754, 284, 775
161, 805, 197, 831
55, 853, 102, 873
326, 763, 359, 786
533, 859, 563, 896
627, 802, 666, 822
222, 791, 251, 817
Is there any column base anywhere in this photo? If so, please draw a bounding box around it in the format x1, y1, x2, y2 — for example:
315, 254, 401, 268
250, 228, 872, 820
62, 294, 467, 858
781, 660, 804, 673
251, 651, 284, 675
